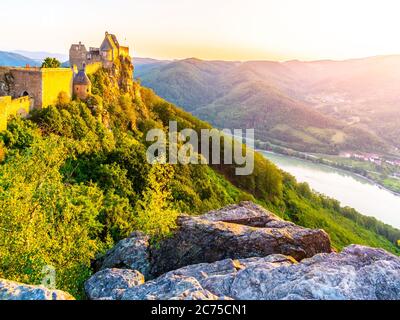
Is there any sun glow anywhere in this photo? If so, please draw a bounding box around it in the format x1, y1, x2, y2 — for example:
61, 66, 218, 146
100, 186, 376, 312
1, 0, 400, 61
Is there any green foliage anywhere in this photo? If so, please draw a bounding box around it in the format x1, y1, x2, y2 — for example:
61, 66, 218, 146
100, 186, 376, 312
1, 117, 41, 150
0, 136, 104, 298
1, 58, 399, 300
57, 91, 71, 106
41, 57, 61, 68
133, 162, 179, 242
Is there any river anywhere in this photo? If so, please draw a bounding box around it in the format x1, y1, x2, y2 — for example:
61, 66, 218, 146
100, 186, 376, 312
260, 151, 400, 229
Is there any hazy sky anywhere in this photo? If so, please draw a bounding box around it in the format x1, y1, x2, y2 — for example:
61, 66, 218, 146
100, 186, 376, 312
1, 0, 400, 61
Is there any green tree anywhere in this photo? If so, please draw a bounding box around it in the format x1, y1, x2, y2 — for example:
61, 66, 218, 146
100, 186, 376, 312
41, 57, 61, 68
0, 136, 104, 298
134, 162, 179, 241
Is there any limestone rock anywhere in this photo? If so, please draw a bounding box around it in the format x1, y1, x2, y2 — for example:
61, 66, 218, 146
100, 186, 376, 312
0, 279, 74, 300
224, 245, 400, 300
95, 232, 151, 279
85, 268, 144, 300
117, 245, 400, 300
121, 275, 225, 300
150, 202, 331, 275
89, 255, 291, 300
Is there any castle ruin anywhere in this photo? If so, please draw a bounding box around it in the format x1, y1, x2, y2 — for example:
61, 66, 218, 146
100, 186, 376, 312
0, 32, 131, 130
70, 32, 130, 70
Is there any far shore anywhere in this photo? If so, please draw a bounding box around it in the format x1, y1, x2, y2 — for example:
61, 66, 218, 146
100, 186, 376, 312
258, 149, 400, 198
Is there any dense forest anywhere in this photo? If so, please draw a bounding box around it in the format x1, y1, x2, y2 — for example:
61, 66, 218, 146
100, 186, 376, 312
0, 57, 399, 298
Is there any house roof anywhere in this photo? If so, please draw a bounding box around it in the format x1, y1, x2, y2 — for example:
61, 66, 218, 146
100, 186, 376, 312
101, 32, 119, 52
74, 69, 91, 85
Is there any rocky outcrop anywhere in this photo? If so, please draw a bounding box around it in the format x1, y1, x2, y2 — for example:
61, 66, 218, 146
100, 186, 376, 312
150, 202, 331, 275
86, 202, 400, 300
0, 279, 75, 300
94, 232, 151, 279
227, 245, 400, 300
121, 255, 292, 300
85, 268, 144, 300
87, 245, 400, 300
93, 202, 331, 278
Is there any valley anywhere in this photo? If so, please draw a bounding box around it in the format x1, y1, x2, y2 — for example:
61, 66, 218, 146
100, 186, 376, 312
135, 55, 400, 197
135, 56, 400, 156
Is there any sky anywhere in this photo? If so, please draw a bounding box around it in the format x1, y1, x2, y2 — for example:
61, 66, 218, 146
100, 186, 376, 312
1, 0, 400, 61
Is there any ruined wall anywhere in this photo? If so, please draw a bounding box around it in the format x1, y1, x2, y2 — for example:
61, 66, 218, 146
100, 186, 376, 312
69, 43, 88, 70
1, 67, 73, 110
0, 96, 31, 131
41, 68, 73, 108
0, 67, 13, 96
10, 68, 42, 108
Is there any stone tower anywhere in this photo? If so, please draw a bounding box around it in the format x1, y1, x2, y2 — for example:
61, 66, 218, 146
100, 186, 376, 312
73, 67, 91, 99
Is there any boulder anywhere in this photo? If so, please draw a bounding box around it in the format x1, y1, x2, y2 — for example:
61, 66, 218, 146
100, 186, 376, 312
121, 275, 225, 300
150, 202, 331, 275
87, 255, 292, 300
0, 279, 74, 300
116, 245, 400, 300
85, 268, 145, 300
228, 245, 400, 300
95, 232, 151, 279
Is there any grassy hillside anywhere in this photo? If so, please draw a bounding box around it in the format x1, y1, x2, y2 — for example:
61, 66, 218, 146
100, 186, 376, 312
136, 57, 395, 154
0, 57, 399, 299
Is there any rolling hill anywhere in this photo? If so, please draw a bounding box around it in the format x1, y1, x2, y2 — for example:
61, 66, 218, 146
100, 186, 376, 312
0, 51, 39, 67
135, 56, 400, 154
12, 50, 68, 64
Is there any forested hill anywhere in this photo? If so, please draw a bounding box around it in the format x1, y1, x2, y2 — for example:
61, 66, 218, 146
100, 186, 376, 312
135, 57, 400, 154
0, 57, 399, 299
0, 51, 39, 67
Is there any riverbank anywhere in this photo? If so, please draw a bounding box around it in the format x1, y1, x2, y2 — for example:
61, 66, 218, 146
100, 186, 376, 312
232, 134, 400, 196
260, 150, 400, 229
259, 149, 400, 198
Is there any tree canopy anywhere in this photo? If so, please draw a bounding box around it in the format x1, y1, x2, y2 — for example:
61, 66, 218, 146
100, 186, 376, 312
41, 57, 61, 68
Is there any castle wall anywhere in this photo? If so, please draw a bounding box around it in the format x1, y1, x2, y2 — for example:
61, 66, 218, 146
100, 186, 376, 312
0, 67, 13, 96
9, 68, 42, 108
70, 33, 131, 71
85, 62, 102, 75
41, 68, 73, 108
0, 97, 9, 131
69, 44, 87, 70
0, 96, 31, 131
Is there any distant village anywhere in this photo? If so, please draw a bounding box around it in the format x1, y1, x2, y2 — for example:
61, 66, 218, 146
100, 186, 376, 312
341, 152, 400, 168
